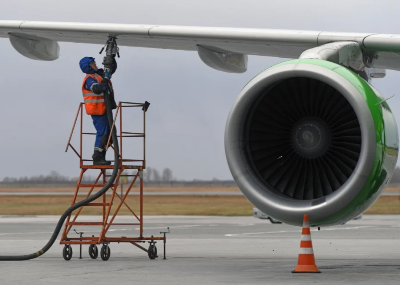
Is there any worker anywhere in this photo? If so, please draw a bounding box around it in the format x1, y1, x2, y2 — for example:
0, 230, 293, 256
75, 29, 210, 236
79, 56, 117, 165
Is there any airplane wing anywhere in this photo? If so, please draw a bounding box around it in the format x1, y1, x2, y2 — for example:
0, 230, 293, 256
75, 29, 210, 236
1, 20, 400, 72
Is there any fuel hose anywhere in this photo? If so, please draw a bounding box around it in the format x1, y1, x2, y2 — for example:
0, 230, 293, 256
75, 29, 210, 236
0, 88, 119, 261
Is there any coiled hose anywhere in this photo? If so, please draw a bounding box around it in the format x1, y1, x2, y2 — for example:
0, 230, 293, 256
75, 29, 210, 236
0, 89, 119, 261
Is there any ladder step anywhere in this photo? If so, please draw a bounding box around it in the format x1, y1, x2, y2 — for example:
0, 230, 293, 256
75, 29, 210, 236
77, 184, 117, 187
108, 223, 140, 225
81, 165, 142, 170
66, 222, 104, 225
86, 203, 111, 206
65, 222, 138, 226
60, 241, 97, 245
122, 135, 144, 137
122, 132, 144, 135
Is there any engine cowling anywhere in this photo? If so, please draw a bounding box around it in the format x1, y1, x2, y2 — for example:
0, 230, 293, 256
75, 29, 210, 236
225, 59, 398, 227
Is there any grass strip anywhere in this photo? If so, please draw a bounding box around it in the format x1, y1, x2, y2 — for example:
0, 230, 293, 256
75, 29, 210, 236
0, 195, 398, 216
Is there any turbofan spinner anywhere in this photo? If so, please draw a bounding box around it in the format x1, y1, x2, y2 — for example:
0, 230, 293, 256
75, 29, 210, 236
225, 59, 398, 227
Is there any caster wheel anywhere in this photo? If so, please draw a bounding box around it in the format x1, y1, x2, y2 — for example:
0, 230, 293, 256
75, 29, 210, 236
148, 244, 158, 260
62, 245, 73, 261
89, 244, 98, 259
100, 244, 110, 261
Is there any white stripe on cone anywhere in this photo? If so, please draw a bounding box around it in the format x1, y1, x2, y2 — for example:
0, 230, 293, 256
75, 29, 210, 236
303, 221, 309, 228
299, 247, 314, 254
301, 235, 312, 241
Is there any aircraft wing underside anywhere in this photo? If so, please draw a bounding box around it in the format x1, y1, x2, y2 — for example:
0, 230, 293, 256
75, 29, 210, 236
1, 20, 400, 71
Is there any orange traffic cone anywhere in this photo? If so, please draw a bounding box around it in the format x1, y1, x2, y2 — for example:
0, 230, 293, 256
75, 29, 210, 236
292, 214, 320, 273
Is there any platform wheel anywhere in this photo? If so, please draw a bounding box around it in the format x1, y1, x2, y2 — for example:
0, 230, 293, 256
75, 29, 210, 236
89, 244, 98, 259
148, 244, 158, 260
62, 244, 73, 261
100, 244, 111, 261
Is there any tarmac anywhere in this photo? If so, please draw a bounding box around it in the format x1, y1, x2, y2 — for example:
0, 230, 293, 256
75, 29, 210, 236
0, 215, 399, 284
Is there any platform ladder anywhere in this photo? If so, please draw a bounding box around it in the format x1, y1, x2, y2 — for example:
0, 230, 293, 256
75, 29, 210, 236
60, 102, 168, 261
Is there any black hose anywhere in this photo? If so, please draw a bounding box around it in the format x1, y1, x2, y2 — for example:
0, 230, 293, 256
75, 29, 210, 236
0, 88, 119, 261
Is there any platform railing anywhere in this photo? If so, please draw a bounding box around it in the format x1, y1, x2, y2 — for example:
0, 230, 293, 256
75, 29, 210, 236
65, 101, 146, 169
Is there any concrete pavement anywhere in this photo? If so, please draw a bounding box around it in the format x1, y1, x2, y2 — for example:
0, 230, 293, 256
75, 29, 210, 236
0, 215, 399, 284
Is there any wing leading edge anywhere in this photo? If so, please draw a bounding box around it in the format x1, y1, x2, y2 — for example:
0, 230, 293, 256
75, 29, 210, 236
1, 20, 400, 71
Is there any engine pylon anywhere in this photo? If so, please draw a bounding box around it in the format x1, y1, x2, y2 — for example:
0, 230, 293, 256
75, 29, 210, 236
292, 214, 320, 273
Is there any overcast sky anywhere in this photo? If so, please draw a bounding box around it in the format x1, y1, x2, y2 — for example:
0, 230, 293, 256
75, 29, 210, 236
0, 0, 400, 180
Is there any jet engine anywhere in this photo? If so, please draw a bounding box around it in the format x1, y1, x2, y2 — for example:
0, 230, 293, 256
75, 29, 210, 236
225, 59, 398, 227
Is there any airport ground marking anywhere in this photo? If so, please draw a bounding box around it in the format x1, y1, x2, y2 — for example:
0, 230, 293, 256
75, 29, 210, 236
137, 225, 202, 230
346, 273, 400, 276
0, 224, 202, 236
0, 231, 57, 236
224, 226, 374, 237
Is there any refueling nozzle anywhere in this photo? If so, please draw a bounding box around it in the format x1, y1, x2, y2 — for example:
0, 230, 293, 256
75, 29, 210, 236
100, 36, 120, 79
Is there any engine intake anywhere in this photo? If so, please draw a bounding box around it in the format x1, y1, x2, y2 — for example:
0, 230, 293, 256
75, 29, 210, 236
225, 59, 398, 226
249, 77, 361, 200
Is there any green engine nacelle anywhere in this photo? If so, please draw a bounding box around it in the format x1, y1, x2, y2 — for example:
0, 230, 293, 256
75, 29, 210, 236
225, 59, 398, 227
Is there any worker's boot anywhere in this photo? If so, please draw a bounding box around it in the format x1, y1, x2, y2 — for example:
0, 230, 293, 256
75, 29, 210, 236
92, 150, 111, 166
102, 150, 111, 165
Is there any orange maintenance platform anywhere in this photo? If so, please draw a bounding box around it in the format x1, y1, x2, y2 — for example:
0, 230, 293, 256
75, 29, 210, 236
60, 102, 168, 261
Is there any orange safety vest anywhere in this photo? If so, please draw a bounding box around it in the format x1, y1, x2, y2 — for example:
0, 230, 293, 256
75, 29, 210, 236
82, 74, 107, 115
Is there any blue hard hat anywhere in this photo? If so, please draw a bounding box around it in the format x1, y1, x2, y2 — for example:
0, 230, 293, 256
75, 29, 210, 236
79, 57, 95, 74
